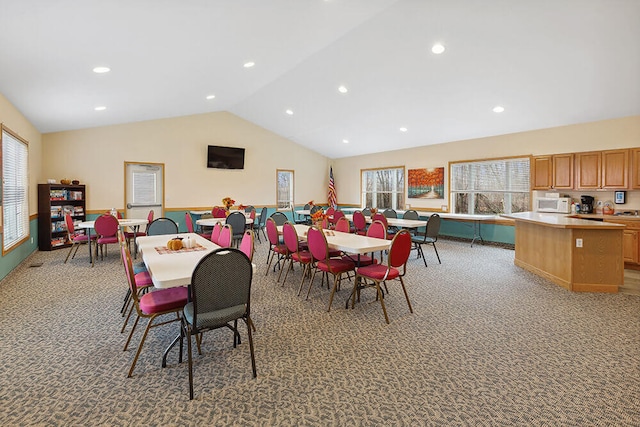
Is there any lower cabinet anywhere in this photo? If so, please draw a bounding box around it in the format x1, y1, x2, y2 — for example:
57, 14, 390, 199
605, 219, 640, 266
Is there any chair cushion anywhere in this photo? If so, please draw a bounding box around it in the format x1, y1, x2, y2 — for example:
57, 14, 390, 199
183, 302, 246, 330
317, 258, 355, 274
72, 234, 95, 242
292, 250, 312, 263
134, 271, 153, 287
357, 264, 399, 281
274, 244, 289, 255
97, 236, 118, 244
139, 287, 188, 314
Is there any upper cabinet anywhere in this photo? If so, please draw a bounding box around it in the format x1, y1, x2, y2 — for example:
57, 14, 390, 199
532, 153, 574, 190
631, 148, 640, 189
575, 149, 629, 190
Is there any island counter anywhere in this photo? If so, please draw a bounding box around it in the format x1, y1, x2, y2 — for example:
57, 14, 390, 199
502, 212, 625, 293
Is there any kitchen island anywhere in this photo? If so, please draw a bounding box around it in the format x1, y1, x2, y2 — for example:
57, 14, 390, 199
502, 212, 625, 293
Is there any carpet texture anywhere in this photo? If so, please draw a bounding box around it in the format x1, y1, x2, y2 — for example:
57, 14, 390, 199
0, 237, 639, 426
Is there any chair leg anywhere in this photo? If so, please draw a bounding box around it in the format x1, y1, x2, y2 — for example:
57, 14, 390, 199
121, 302, 135, 333
123, 315, 141, 351
376, 281, 390, 324
120, 289, 132, 315
296, 263, 310, 296
127, 314, 158, 377
327, 273, 342, 312
281, 258, 294, 286
245, 316, 257, 378
186, 324, 194, 400
417, 244, 427, 267
64, 242, 76, 263
398, 276, 414, 314
432, 243, 441, 264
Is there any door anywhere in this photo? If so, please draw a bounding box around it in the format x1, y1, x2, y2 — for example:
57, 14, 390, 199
125, 162, 164, 221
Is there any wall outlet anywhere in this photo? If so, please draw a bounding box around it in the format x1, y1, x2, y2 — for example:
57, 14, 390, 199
576, 238, 583, 248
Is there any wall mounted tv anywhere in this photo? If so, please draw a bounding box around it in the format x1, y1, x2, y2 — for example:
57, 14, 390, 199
207, 145, 245, 169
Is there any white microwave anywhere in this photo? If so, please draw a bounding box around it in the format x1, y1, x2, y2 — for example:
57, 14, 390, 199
535, 197, 571, 213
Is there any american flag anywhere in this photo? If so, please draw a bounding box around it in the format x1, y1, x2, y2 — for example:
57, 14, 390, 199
328, 167, 337, 209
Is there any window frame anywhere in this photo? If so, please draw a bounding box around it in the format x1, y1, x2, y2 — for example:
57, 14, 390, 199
360, 166, 405, 210
2, 124, 30, 254
276, 169, 295, 211
449, 155, 530, 215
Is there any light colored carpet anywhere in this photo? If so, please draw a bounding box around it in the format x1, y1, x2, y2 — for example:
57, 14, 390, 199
1, 237, 639, 426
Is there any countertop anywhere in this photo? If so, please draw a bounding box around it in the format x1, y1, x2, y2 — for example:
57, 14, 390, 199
571, 213, 640, 221
501, 212, 626, 229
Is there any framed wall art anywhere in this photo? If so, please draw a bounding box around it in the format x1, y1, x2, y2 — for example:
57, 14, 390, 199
408, 167, 444, 199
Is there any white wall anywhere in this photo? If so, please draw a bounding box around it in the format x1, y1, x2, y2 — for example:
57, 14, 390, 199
42, 111, 330, 213
332, 116, 640, 210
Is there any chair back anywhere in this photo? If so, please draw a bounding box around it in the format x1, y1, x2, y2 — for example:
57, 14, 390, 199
146, 218, 179, 236
270, 211, 288, 226
210, 222, 222, 244
372, 213, 388, 228
303, 203, 311, 210
367, 220, 387, 239
249, 210, 256, 220
245, 205, 255, 214
189, 248, 252, 330
95, 214, 119, 238
306, 226, 328, 263
185, 212, 195, 233
239, 230, 255, 261
403, 210, 419, 220
282, 222, 300, 253
218, 224, 233, 248
64, 213, 75, 237
325, 207, 335, 217
212, 206, 227, 218
362, 207, 372, 217
265, 217, 280, 246
382, 208, 397, 219
257, 207, 267, 227
226, 211, 246, 241
426, 214, 441, 240
310, 205, 323, 215
353, 210, 367, 232
331, 210, 345, 223
120, 242, 140, 305
387, 229, 412, 270
334, 217, 350, 233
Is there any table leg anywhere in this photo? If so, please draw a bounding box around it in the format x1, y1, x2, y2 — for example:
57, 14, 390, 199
470, 220, 484, 247
87, 227, 94, 265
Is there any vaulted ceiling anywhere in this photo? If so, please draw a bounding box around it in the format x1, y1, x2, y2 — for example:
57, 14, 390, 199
1, 0, 639, 158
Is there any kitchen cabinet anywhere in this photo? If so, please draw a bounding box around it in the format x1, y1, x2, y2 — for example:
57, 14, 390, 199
38, 183, 87, 251
631, 148, 640, 189
531, 153, 573, 190
604, 218, 640, 266
575, 149, 629, 190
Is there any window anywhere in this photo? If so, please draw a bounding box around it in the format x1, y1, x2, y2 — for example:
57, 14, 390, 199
361, 167, 405, 210
276, 169, 294, 210
450, 156, 530, 215
2, 125, 29, 252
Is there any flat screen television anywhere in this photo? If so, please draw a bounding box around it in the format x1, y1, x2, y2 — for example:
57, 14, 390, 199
207, 145, 245, 169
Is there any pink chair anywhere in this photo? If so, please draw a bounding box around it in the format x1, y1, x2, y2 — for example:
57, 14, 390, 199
210, 223, 222, 245
239, 229, 255, 262
217, 224, 233, 248
353, 230, 413, 324
334, 217, 350, 233
185, 212, 211, 239
265, 217, 289, 280
64, 213, 97, 264
95, 214, 120, 261
373, 212, 395, 239
212, 206, 227, 218
329, 210, 345, 227
305, 226, 355, 311
125, 209, 154, 251
281, 222, 313, 291
352, 210, 367, 235
120, 241, 188, 377
364, 220, 387, 264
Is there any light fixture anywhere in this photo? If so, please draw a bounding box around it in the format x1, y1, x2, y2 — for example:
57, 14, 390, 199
243, 61, 255, 68
206, 94, 216, 100
92, 66, 110, 74
338, 85, 348, 94
493, 105, 505, 113
285, 109, 294, 115
399, 127, 408, 132
431, 43, 445, 54
94, 106, 106, 111
342, 139, 349, 144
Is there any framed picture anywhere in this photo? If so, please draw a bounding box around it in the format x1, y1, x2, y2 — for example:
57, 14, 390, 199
615, 191, 626, 204
408, 167, 445, 199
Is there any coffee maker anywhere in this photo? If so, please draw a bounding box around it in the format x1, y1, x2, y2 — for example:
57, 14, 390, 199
580, 195, 594, 214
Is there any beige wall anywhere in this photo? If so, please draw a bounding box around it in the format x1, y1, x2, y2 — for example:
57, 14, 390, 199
42, 112, 329, 213
0, 93, 43, 217
333, 116, 640, 209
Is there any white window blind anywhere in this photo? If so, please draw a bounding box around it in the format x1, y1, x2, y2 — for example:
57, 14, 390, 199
2, 127, 29, 251
450, 157, 530, 214
277, 170, 294, 210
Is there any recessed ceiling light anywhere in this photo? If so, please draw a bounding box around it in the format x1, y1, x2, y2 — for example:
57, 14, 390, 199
243, 61, 255, 68
94, 106, 106, 111
493, 105, 505, 113
92, 66, 110, 74
431, 44, 445, 54
338, 85, 348, 94
342, 139, 349, 144
399, 127, 408, 132
206, 94, 216, 100
285, 109, 294, 115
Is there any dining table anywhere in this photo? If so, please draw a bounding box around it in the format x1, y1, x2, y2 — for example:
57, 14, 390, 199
76, 217, 149, 263
343, 214, 428, 229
